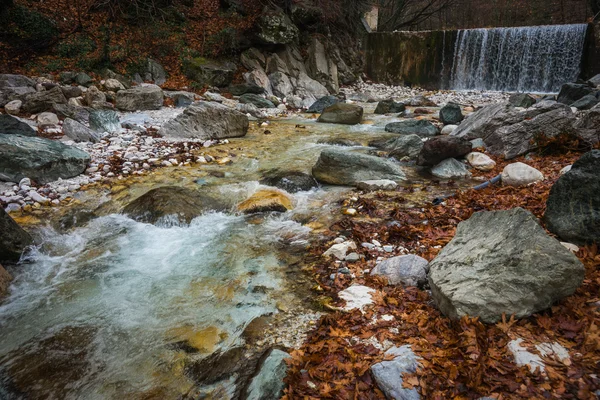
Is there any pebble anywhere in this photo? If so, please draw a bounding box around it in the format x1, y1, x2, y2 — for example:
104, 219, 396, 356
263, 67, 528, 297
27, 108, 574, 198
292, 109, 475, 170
345, 253, 360, 262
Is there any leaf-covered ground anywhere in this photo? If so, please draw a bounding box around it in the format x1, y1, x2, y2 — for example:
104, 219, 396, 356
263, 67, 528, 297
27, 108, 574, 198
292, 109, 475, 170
283, 149, 600, 399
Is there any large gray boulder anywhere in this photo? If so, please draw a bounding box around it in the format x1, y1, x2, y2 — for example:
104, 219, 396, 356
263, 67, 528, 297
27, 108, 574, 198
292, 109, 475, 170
431, 158, 472, 179
439, 102, 464, 125
312, 149, 405, 186
62, 118, 101, 143
22, 87, 67, 114
452, 101, 576, 159
371, 346, 421, 400
388, 135, 424, 160
0, 75, 36, 107
260, 170, 318, 193
115, 85, 163, 111
318, 103, 363, 125
556, 83, 595, 105
371, 255, 429, 287
239, 93, 275, 109
0, 134, 90, 184
385, 120, 438, 137
374, 100, 406, 114
306, 95, 339, 113
428, 208, 585, 323
256, 10, 299, 45
305, 37, 339, 93
290, 72, 330, 109
0, 74, 35, 89
544, 150, 600, 245
268, 72, 292, 98
1, 207, 33, 262
245, 349, 291, 400
123, 186, 224, 224
573, 105, 600, 146
508, 93, 536, 108
159, 101, 248, 140
0, 114, 37, 136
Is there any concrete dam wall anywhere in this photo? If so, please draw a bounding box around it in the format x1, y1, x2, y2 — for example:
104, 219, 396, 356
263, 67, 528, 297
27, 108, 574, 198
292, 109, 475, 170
366, 23, 600, 92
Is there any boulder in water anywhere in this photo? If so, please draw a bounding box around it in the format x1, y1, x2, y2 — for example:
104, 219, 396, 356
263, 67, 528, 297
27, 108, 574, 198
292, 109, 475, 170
318, 103, 363, 125
115, 85, 164, 111
306, 95, 339, 113
544, 150, 600, 245
259, 171, 318, 193
508, 93, 536, 108
371, 254, 429, 287
123, 186, 224, 224
431, 158, 472, 179
374, 100, 406, 114
428, 208, 584, 323
237, 189, 293, 214
244, 349, 291, 400
557, 83, 595, 105
0, 134, 90, 184
417, 136, 472, 166
387, 134, 424, 160
439, 102, 464, 125
239, 93, 275, 109
385, 120, 438, 137
501, 162, 544, 187
312, 149, 406, 186
159, 101, 248, 140
0, 207, 33, 262
0, 114, 36, 136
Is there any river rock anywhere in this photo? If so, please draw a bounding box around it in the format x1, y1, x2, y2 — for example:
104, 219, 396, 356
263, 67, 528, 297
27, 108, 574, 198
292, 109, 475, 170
259, 170, 318, 193
84, 86, 106, 108
159, 101, 248, 140
123, 186, 224, 224
0, 134, 90, 184
318, 103, 363, 125
115, 85, 163, 111
0, 114, 36, 136
312, 149, 405, 186
245, 349, 291, 400
324, 240, 357, 260
229, 83, 265, 96
387, 134, 424, 160
4, 100, 22, 115
104, 78, 125, 92
62, 118, 101, 143
371, 345, 421, 400
22, 86, 67, 114
236, 189, 293, 213
89, 110, 120, 133
37, 112, 59, 127
439, 102, 464, 125
0, 74, 35, 90
428, 208, 584, 323
557, 83, 595, 105
466, 152, 496, 171
570, 94, 599, 110
501, 162, 543, 186
245, 69, 273, 95
0, 207, 33, 262
417, 136, 472, 166
385, 120, 438, 137
451, 101, 576, 159
544, 150, 600, 245
374, 99, 406, 114
0, 264, 12, 298
431, 158, 472, 179
441, 124, 458, 135
61, 86, 83, 99
144, 58, 167, 86
239, 93, 275, 109
306, 95, 339, 113
508, 93, 536, 108
256, 10, 299, 45
356, 179, 398, 191
53, 103, 90, 124
406, 95, 436, 107
182, 58, 236, 87
371, 254, 429, 287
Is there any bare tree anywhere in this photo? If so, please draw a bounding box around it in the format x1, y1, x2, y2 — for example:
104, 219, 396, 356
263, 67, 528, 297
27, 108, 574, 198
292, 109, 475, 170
377, 0, 457, 31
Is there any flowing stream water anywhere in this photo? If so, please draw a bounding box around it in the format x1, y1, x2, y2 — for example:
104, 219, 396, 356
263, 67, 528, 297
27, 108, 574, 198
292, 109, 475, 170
450, 24, 588, 93
0, 108, 438, 399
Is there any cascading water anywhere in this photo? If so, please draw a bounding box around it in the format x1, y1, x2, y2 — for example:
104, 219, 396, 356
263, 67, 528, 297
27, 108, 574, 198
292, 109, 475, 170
450, 24, 588, 93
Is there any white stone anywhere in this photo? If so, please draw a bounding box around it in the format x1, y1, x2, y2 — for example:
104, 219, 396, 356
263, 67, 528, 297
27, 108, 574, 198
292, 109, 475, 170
28, 191, 49, 204
338, 285, 375, 311
18, 178, 31, 188
4, 100, 22, 115
560, 165, 572, 175
104, 78, 125, 92
466, 152, 496, 171
501, 162, 544, 187
561, 242, 580, 253
441, 124, 458, 135
508, 338, 570, 373
356, 180, 398, 191
323, 241, 357, 260
37, 112, 59, 127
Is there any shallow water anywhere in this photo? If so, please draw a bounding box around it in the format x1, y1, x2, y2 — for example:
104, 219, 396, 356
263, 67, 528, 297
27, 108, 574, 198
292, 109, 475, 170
0, 110, 451, 399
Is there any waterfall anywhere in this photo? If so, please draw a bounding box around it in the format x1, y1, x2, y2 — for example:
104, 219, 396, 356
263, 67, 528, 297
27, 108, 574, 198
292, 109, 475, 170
450, 24, 588, 93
